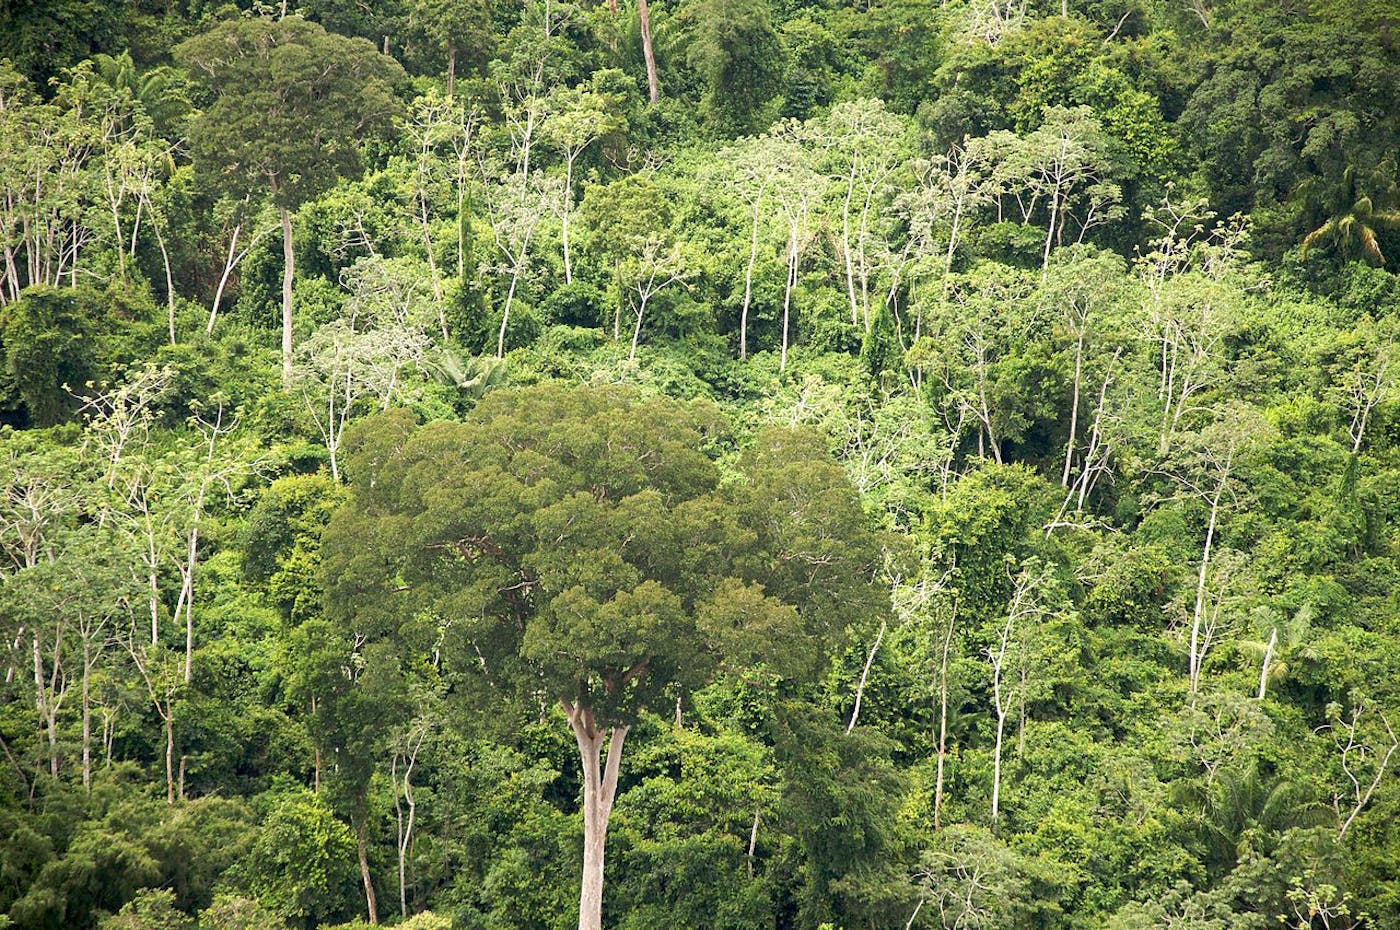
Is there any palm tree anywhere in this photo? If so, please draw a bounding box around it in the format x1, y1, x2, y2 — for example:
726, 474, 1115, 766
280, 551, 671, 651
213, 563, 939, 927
90, 52, 184, 129
1301, 166, 1400, 266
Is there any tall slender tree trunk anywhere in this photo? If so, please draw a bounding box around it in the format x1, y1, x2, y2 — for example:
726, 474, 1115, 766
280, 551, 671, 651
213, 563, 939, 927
1041, 191, 1060, 274
747, 807, 760, 875
638, 0, 659, 104
498, 268, 521, 358
632, 295, 646, 361
846, 620, 886, 733
153, 219, 177, 345
1189, 486, 1221, 700
181, 525, 198, 684
457, 183, 471, 283
991, 702, 1006, 823
1061, 333, 1085, 487
280, 206, 295, 389
149, 561, 160, 645
989, 599, 1015, 824
33, 634, 59, 779
781, 233, 797, 371
163, 710, 176, 805
395, 747, 419, 919
740, 197, 761, 360
356, 814, 379, 925
933, 601, 956, 831
446, 45, 457, 98
82, 641, 92, 794
564, 701, 628, 930
562, 157, 576, 284
1257, 627, 1277, 700
210, 223, 240, 334
842, 168, 859, 327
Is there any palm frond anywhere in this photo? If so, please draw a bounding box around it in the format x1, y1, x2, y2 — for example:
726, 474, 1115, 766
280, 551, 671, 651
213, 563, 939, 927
1301, 219, 1337, 260
1358, 225, 1385, 266
1371, 209, 1400, 230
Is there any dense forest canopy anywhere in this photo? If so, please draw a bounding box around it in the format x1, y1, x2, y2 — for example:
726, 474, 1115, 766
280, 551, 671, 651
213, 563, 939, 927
2, 0, 1400, 929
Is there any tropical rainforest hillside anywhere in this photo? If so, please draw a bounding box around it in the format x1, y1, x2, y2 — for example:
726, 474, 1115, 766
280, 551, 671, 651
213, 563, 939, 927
3, 0, 1400, 928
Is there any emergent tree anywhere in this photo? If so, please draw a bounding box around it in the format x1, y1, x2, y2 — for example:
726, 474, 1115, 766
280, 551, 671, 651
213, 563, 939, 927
321, 383, 883, 930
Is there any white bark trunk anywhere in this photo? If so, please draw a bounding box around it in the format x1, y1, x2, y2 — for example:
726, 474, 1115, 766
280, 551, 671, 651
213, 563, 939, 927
740, 198, 761, 360
1189, 486, 1221, 699
82, 640, 92, 793
933, 601, 956, 830
1061, 333, 1084, 487
846, 620, 886, 733
565, 701, 627, 930
1257, 627, 1276, 701
781, 234, 797, 371
638, 0, 659, 104
562, 156, 575, 284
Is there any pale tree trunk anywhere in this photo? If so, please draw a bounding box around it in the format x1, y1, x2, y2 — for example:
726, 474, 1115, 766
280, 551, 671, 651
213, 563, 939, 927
81, 637, 95, 794
1188, 484, 1222, 700
209, 221, 279, 335
148, 555, 160, 644
989, 595, 1016, 824
127, 635, 177, 804
562, 156, 576, 284
1257, 627, 1277, 701
1061, 331, 1085, 487
740, 196, 761, 360
280, 207, 295, 389
498, 269, 522, 358
846, 620, 886, 733
415, 193, 446, 338
842, 165, 860, 326
163, 711, 176, 804
991, 703, 1007, 822
933, 599, 956, 831
209, 224, 240, 334
613, 261, 623, 340
494, 217, 539, 359
564, 701, 628, 930
153, 218, 177, 345
629, 294, 649, 362
447, 45, 457, 99
746, 807, 760, 875
394, 736, 422, 919
781, 231, 798, 371
181, 525, 198, 684
33, 633, 61, 778
356, 814, 379, 925
1041, 186, 1061, 274
638, 0, 659, 105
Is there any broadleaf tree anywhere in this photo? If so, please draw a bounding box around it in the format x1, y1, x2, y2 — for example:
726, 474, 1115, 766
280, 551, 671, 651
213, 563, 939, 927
320, 383, 884, 930
174, 16, 404, 388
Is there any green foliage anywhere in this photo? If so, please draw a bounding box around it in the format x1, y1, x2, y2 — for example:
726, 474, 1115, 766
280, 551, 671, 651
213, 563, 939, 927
683, 0, 786, 136
323, 383, 881, 722
195, 894, 287, 930
243, 788, 357, 926
98, 889, 191, 930
175, 17, 405, 210
5, 3, 1400, 930
1, 287, 105, 426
